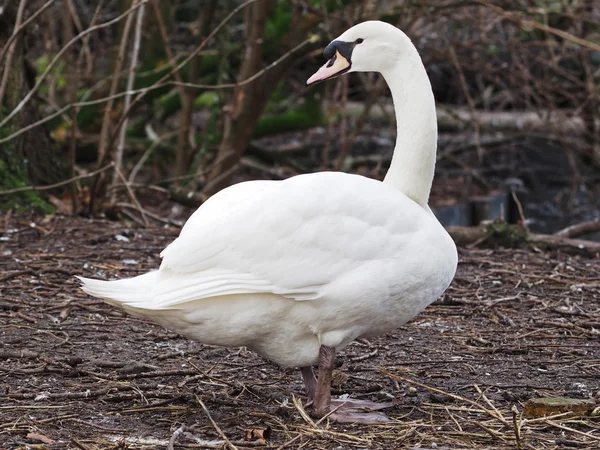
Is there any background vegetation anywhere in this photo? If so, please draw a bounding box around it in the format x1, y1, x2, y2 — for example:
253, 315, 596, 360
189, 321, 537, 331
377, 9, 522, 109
0, 0, 598, 231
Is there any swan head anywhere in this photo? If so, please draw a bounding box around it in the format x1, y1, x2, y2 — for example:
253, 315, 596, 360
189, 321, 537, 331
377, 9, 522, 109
307, 21, 406, 85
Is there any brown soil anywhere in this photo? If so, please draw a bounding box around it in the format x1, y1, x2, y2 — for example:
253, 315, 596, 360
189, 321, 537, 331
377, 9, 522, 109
1, 214, 599, 449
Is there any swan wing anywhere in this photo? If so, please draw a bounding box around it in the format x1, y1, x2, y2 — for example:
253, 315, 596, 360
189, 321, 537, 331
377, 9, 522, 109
152, 172, 425, 308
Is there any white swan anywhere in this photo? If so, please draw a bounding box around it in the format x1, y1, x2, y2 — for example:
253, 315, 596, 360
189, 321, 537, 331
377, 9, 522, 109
78, 21, 457, 423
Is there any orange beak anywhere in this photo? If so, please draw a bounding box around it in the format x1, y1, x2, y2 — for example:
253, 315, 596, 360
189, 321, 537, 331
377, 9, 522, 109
306, 51, 351, 86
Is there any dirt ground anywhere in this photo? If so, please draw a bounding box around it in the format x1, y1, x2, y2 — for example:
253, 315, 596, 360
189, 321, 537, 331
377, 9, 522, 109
1, 214, 599, 450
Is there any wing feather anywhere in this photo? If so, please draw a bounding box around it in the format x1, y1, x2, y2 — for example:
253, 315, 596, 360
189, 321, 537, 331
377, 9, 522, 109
151, 172, 425, 307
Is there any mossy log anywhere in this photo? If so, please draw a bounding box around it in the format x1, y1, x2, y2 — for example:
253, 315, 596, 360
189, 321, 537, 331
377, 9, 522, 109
447, 222, 600, 257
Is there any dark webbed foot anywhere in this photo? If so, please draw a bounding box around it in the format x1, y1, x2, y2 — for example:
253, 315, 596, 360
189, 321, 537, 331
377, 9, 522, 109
299, 346, 394, 424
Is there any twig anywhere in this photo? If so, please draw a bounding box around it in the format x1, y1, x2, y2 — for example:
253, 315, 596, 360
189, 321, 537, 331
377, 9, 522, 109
113, 168, 149, 227
111, 0, 145, 203
102, 0, 260, 167
0, 31, 313, 147
198, 164, 239, 201
0, 0, 27, 106
129, 129, 179, 183
274, 434, 303, 450
511, 191, 527, 223
65, 0, 93, 76
474, 384, 508, 425
448, 44, 483, 162
511, 405, 523, 450
76, 1, 105, 80
62, 0, 79, 214
171, 36, 318, 92
167, 424, 186, 450
0, 163, 114, 196
544, 419, 600, 442
70, 438, 91, 450
443, 153, 490, 189
382, 370, 510, 426
0, 88, 153, 146
291, 395, 317, 428
150, 0, 184, 89
472, 421, 508, 441
116, 202, 182, 227
97, 0, 138, 166
195, 395, 239, 450
475, 0, 600, 53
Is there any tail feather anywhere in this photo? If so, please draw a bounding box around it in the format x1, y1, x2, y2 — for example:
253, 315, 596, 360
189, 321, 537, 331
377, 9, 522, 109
77, 272, 160, 308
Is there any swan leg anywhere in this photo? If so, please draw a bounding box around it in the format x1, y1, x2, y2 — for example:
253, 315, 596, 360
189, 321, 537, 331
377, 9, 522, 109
312, 345, 393, 424
300, 366, 317, 399
313, 345, 335, 417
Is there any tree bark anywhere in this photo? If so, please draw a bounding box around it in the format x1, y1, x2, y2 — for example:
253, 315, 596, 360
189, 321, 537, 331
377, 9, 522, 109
0, 0, 69, 211
174, 0, 217, 182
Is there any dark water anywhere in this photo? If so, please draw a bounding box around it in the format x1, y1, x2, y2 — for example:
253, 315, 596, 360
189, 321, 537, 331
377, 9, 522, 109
433, 186, 600, 241
432, 135, 600, 240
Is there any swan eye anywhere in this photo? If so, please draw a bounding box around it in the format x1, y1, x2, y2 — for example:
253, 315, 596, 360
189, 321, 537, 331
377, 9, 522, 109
355, 38, 364, 44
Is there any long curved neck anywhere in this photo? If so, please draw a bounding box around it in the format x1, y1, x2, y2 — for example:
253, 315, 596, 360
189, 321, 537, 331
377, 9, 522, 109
380, 43, 437, 207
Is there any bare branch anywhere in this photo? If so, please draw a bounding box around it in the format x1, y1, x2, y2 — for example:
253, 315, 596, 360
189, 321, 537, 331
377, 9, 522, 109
0, 31, 316, 147
97, 0, 139, 165
111, 0, 146, 203
129, 129, 179, 184
475, 0, 600, 52
448, 44, 483, 162
0, 164, 114, 196
0, 0, 148, 129
101, 0, 260, 166
114, 167, 149, 227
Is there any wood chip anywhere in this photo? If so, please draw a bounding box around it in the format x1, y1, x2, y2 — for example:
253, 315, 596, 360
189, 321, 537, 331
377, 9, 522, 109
524, 397, 595, 419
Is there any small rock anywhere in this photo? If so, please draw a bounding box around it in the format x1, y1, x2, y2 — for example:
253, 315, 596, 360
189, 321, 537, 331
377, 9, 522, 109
523, 397, 594, 418
273, 405, 291, 418
67, 356, 83, 367
429, 392, 453, 404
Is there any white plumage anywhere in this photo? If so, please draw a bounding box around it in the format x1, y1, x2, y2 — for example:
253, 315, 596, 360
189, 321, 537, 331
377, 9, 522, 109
79, 20, 458, 421
80, 172, 455, 367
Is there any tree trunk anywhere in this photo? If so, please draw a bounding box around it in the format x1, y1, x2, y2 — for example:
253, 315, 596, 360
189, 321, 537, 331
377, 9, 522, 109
174, 0, 218, 182
204, 1, 320, 196
0, 0, 69, 211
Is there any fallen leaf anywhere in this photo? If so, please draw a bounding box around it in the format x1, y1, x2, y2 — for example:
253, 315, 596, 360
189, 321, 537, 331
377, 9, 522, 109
26, 433, 55, 444
59, 307, 71, 320
48, 193, 73, 215
244, 426, 272, 443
